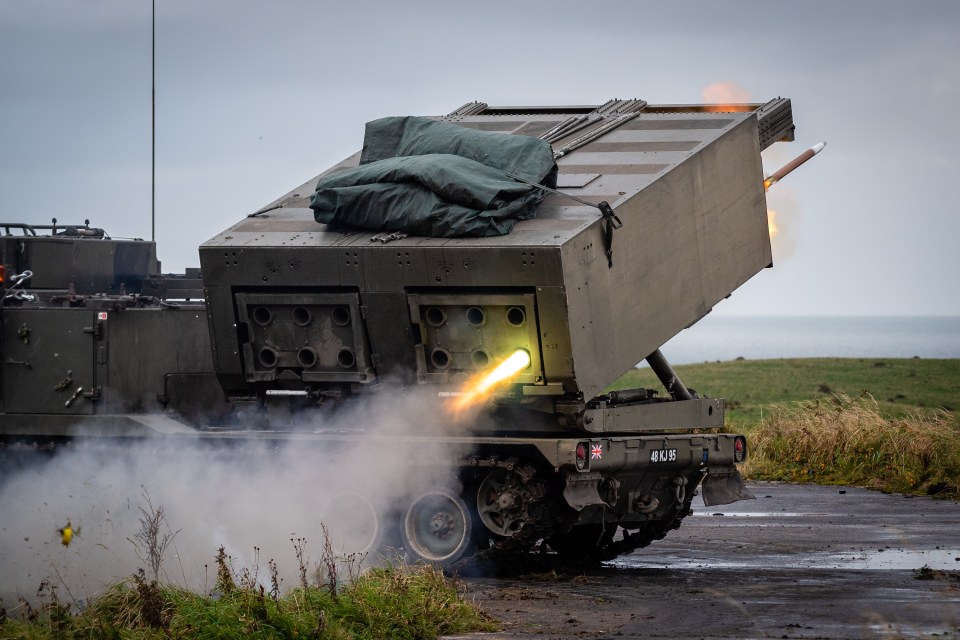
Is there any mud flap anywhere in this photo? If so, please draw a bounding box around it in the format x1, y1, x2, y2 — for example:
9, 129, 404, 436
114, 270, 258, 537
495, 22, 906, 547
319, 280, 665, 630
701, 466, 755, 506
563, 472, 605, 511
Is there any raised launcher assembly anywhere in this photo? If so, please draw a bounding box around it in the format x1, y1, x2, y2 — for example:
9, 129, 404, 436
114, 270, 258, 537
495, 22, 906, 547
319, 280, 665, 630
202, 97, 794, 432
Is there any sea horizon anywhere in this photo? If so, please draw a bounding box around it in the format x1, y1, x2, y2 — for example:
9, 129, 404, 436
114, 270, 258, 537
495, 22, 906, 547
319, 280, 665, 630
644, 315, 960, 365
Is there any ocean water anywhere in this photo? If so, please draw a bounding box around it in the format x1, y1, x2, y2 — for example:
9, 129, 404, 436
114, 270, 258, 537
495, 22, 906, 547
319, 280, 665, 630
649, 316, 960, 365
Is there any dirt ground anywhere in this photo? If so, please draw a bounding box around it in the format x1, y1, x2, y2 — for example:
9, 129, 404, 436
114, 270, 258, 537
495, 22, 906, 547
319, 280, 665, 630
449, 482, 960, 639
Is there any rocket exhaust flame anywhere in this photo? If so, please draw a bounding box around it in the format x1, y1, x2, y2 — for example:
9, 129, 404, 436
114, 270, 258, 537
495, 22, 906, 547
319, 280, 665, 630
767, 208, 779, 240
701, 81, 752, 113
448, 349, 531, 415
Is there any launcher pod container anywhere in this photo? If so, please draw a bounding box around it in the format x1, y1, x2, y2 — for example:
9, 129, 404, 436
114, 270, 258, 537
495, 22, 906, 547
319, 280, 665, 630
1, 98, 796, 564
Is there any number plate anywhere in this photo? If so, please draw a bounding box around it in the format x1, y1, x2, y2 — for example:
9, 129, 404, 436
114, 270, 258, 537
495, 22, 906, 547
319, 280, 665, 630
650, 448, 677, 463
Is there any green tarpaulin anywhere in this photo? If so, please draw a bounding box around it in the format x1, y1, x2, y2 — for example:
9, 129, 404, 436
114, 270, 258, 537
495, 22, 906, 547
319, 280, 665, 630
309, 116, 557, 237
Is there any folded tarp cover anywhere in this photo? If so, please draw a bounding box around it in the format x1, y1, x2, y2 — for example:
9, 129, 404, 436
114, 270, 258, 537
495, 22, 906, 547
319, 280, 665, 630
309, 116, 558, 237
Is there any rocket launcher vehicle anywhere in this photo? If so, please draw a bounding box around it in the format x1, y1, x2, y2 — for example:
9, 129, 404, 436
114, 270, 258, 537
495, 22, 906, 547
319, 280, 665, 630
1, 97, 821, 563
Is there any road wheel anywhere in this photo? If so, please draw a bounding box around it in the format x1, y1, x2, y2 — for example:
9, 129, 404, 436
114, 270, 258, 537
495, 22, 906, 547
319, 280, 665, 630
401, 488, 473, 565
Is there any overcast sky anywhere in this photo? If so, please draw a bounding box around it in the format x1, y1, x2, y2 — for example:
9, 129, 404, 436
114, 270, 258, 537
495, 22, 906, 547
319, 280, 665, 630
2, 1, 958, 316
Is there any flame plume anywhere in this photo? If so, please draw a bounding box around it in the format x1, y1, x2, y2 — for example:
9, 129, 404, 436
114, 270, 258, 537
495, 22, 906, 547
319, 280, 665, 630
767, 208, 779, 240
448, 349, 531, 416
701, 81, 751, 112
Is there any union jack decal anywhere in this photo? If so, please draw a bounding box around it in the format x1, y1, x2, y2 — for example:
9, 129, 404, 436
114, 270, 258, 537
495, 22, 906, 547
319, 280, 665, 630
591, 444, 602, 460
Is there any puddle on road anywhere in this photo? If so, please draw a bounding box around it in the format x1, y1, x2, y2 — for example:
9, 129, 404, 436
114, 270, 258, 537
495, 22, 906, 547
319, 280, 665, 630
691, 512, 831, 518
613, 548, 960, 571
817, 548, 960, 570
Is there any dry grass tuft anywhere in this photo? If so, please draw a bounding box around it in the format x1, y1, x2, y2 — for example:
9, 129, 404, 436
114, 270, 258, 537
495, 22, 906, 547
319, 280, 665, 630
744, 392, 960, 497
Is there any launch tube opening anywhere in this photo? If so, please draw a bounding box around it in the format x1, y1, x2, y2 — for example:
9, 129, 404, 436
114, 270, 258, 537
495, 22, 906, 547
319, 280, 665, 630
252, 306, 272, 326
425, 307, 446, 327
430, 348, 451, 369
258, 346, 278, 368
506, 306, 526, 327
466, 306, 486, 327
471, 349, 489, 367
332, 306, 351, 327
336, 348, 356, 369
293, 306, 311, 326
297, 347, 317, 368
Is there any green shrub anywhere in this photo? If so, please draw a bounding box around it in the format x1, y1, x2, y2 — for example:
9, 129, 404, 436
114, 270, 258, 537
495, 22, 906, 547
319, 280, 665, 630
0, 562, 496, 640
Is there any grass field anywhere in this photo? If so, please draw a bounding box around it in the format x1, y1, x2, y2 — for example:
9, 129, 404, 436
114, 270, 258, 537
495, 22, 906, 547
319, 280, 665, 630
609, 357, 960, 428
611, 357, 960, 497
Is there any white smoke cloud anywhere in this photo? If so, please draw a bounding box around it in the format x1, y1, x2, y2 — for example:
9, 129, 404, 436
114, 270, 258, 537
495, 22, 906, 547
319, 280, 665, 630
0, 384, 470, 607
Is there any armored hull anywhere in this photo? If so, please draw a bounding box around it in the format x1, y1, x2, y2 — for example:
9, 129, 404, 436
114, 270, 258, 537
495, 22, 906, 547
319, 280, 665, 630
1, 97, 796, 563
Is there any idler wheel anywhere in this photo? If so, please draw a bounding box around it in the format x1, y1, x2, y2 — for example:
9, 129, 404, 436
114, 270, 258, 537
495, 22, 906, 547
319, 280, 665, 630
401, 488, 472, 565
476, 469, 533, 537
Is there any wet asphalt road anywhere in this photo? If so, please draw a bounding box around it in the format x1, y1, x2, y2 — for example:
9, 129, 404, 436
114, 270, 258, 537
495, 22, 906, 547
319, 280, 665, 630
450, 482, 960, 639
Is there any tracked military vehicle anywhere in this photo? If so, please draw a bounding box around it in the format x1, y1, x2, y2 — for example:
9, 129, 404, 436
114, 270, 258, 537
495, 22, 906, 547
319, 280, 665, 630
1, 97, 797, 563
